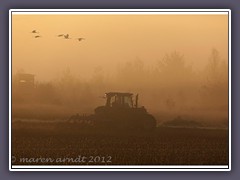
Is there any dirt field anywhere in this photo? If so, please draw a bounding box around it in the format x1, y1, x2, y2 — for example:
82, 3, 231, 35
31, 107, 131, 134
12, 121, 229, 165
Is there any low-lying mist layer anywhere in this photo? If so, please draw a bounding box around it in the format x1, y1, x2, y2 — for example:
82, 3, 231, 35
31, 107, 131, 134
12, 50, 228, 127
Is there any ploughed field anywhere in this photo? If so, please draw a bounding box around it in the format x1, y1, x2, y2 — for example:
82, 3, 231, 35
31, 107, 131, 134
12, 120, 228, 165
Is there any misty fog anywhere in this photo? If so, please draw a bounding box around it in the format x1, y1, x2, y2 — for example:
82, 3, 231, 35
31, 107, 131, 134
11, 14, 229, 127
12, 49, 228, 127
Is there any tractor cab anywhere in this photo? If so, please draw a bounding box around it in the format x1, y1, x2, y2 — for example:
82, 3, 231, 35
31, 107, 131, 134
105, 92, 137, 108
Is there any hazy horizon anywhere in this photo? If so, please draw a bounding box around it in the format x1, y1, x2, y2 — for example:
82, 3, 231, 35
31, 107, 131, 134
12, 14, 228, 81
12, 13, 229, 127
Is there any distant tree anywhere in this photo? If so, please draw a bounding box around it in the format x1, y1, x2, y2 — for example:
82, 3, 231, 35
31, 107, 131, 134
90, 66, 105, 90
155, 51, 197, 110
116, 58, 148, 90
200, 48, 228, 108
156, 51, 195, 86
204, 49, 228, 89
56, 68, 83, 106
35, 82, 59, 104
58, 68, 78, 87
158, 51, 185, 72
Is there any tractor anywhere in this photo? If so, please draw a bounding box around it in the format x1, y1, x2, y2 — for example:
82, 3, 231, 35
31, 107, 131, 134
69, 92, 156, 130
93, 92, 156, 130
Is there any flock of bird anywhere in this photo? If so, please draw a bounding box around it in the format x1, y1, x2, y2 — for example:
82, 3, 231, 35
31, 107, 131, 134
31, 30, 85, 42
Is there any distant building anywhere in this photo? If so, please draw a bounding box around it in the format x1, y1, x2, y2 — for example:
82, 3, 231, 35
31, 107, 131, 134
16, 73, 35, 89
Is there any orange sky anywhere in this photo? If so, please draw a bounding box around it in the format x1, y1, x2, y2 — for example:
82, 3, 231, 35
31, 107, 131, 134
12, 14, 228, 81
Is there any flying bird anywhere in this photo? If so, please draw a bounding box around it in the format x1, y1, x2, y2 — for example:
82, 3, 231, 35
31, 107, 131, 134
34, 35, 41, 38
57, 34, 64, 37
31, 30, 39, 33
64, 34, 70, 39
77, 38, 85, 41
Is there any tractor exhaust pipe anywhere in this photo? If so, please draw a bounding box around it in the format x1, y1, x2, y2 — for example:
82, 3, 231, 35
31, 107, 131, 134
135, 94, 138, 108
